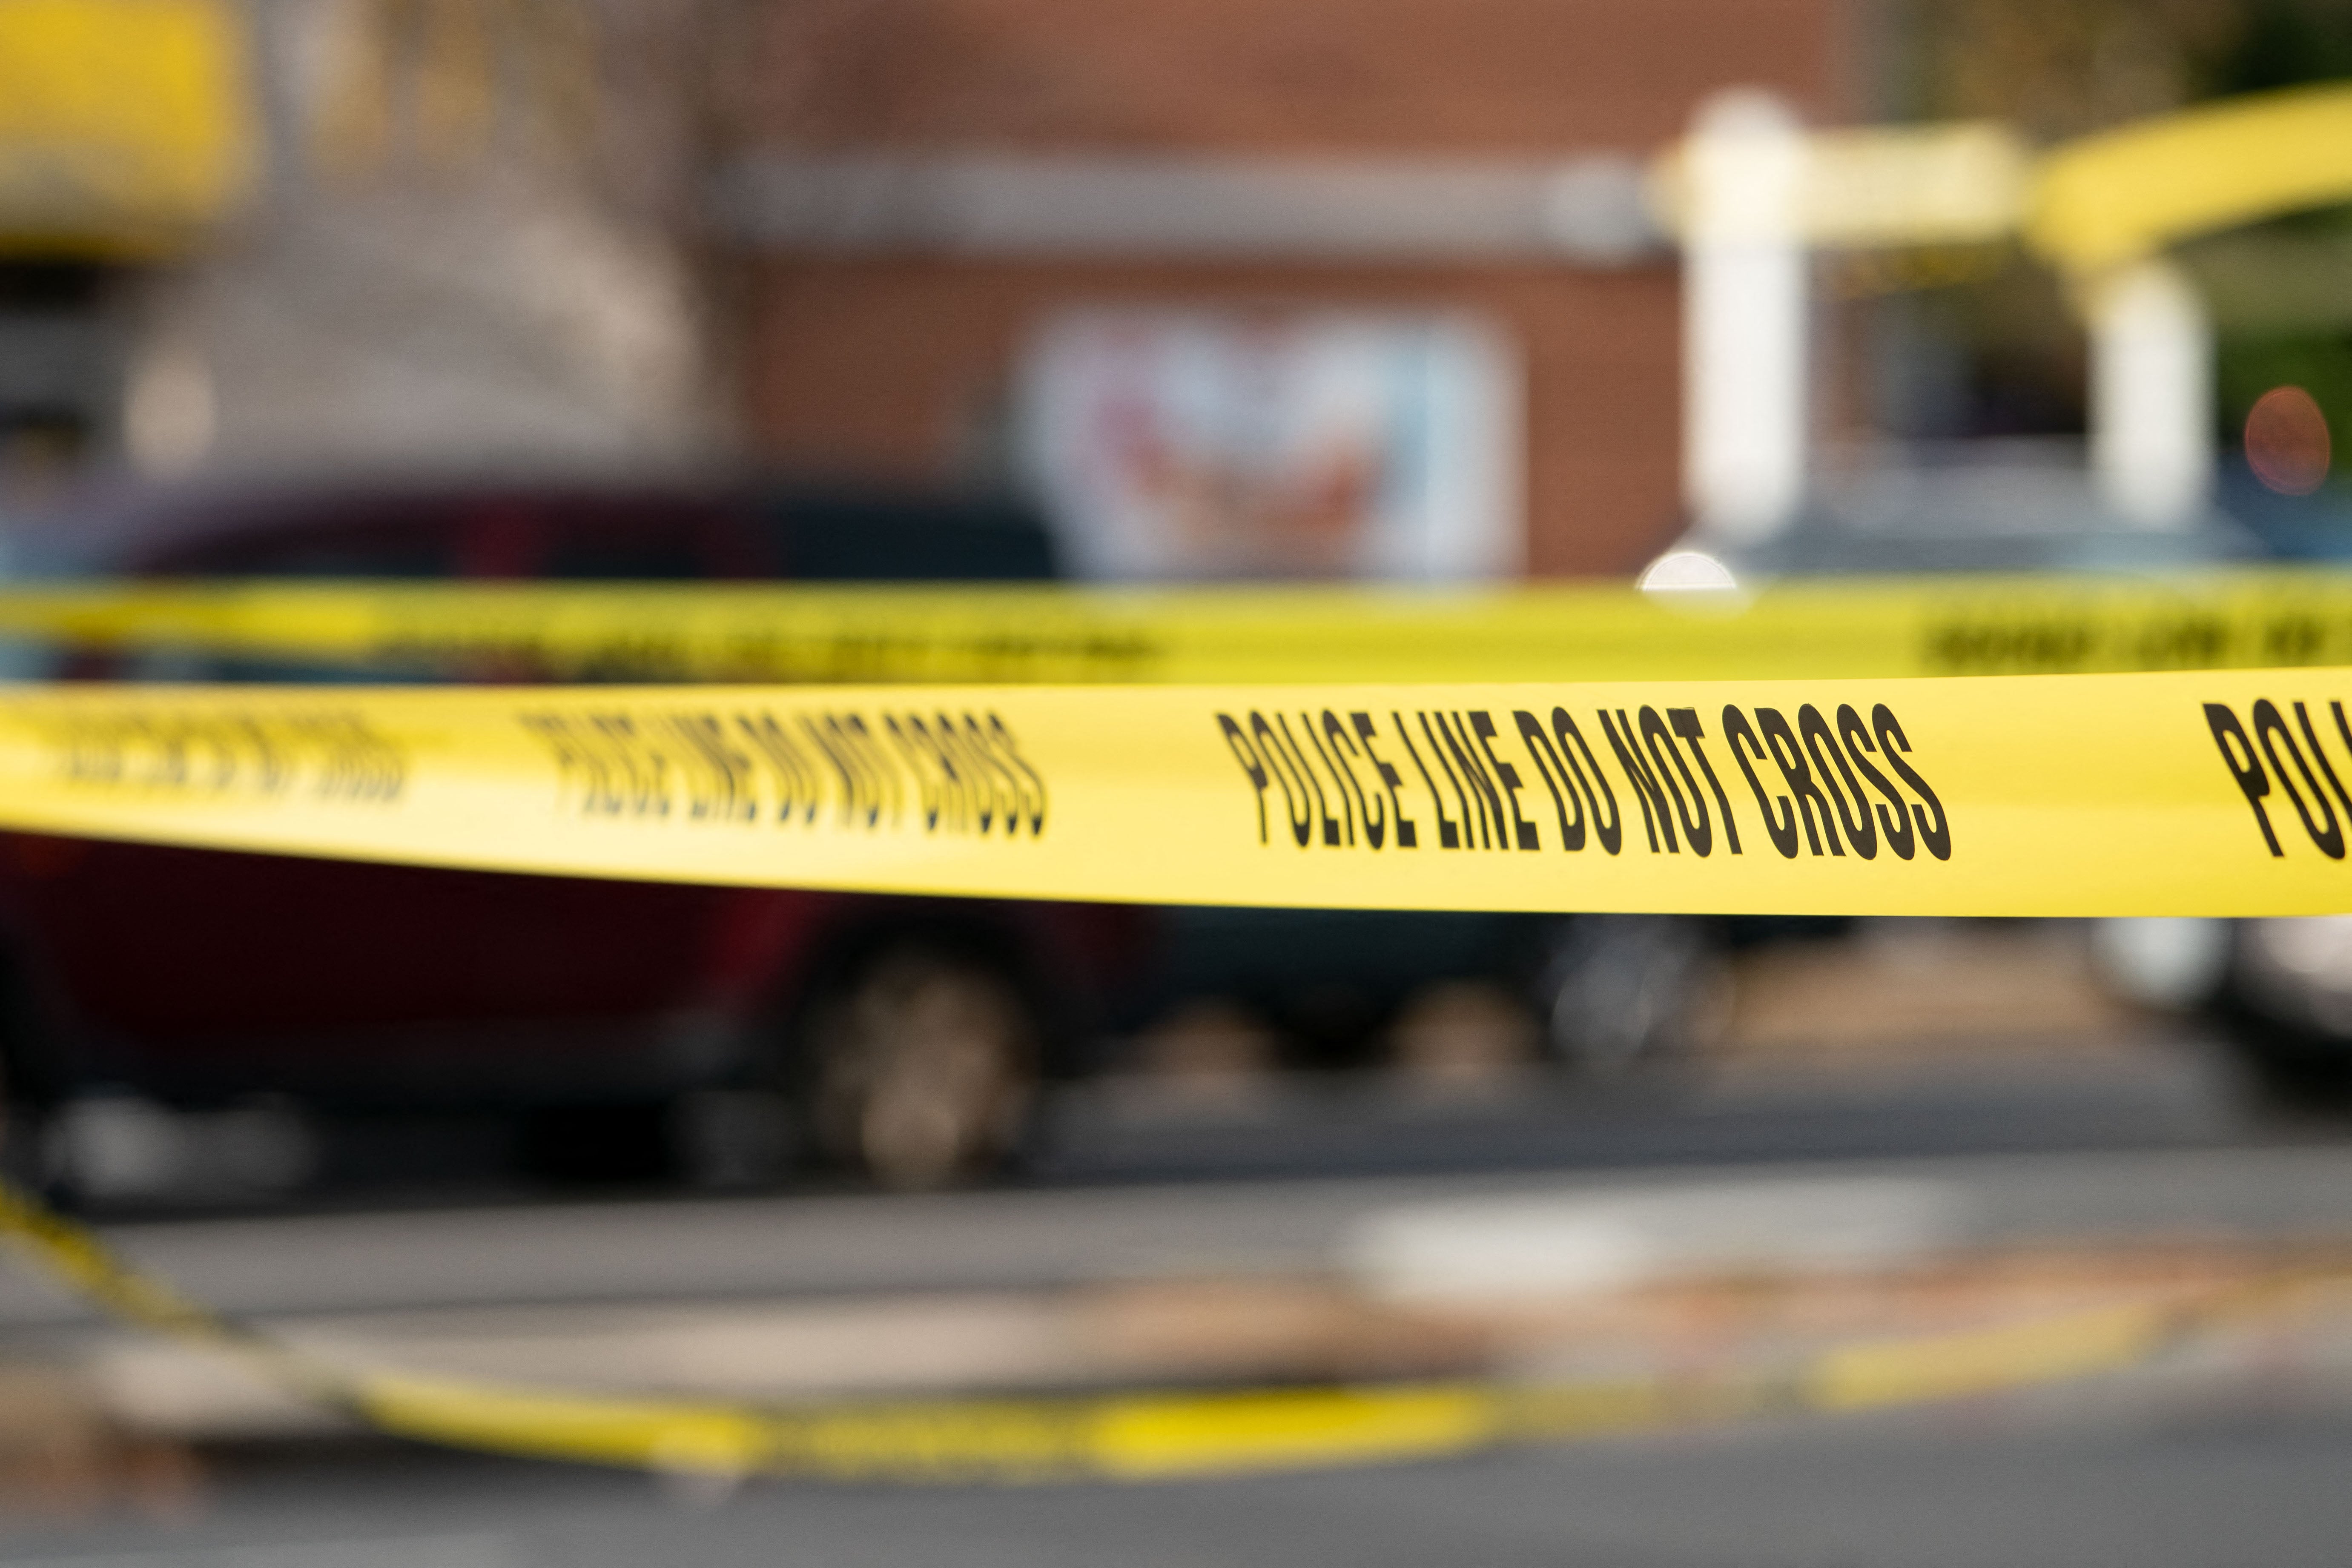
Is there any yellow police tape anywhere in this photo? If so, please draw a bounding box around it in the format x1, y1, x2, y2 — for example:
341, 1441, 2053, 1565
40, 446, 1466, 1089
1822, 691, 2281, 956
0, 668, 2349, 916
6, 577, 2351, 1479
0, 1174, 2332, 1482
10, 568, 2352, 685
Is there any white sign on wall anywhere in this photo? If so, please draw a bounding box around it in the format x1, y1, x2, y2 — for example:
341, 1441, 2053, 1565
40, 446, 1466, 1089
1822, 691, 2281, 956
1017, 310, 1520, 582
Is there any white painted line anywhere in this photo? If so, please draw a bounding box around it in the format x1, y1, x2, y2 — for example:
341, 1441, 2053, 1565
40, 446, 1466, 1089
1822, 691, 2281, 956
0, 1535, 521, 1568
1342, 1178, 1974, 1301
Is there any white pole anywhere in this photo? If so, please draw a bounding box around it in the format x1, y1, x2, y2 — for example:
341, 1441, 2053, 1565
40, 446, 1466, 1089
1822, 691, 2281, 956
2088, 257, 2212, 528
1682, 89, 1808, 544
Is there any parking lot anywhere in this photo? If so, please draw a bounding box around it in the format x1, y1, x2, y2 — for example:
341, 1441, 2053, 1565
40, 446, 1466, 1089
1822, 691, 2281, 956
3, 923, 2350, 1565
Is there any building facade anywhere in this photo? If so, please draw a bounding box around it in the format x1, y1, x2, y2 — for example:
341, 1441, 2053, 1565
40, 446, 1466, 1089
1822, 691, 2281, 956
713, 0, 1855, 577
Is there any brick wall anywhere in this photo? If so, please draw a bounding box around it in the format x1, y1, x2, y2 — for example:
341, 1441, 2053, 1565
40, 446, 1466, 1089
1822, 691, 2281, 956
723, 0, 1853, 577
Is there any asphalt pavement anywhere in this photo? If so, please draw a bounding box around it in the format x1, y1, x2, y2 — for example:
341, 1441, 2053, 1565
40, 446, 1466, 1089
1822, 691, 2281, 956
0, 1035, 2260, 1326
4, 1026, 2352, 1565
3, 1402, 2351, 1568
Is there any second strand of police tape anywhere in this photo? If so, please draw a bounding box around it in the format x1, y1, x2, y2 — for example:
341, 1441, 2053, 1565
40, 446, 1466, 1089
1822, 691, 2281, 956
0, 670, 2346, 915
0, 1175, 2338, 1482
22, 570, 2352, 685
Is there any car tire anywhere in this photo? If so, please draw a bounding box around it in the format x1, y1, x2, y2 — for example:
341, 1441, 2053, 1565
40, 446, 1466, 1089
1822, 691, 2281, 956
1535, 914, 1730, 1077
0, 955, 55, 1194
2211, 1005, 2352, 1112
0, 1053, 26, 1190
804, 942, 1041, 1190
2211, 919, 2352, 1113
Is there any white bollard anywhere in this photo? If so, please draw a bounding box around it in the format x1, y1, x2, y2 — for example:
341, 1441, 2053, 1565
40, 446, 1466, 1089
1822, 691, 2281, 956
1681, 89, 1810, 544
2088, 257, 2214, 529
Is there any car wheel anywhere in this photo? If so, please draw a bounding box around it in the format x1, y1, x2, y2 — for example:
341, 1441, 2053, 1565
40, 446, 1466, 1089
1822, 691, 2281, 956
0, 958, 54, 1192
2212, 918, 2352, 1111
1535, 914, 1730, 1076
806, 943, 1040, 1190
0, 1052, 23, 1187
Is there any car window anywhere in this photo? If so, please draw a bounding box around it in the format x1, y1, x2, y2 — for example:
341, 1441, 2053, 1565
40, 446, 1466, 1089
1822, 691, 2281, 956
762, 494, 1061, 580
147, 515, 457, 579
539, 524, 729, 580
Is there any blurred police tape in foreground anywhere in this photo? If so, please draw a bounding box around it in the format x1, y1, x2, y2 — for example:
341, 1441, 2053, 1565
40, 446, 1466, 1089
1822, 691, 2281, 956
1, 1171, 2343, 1482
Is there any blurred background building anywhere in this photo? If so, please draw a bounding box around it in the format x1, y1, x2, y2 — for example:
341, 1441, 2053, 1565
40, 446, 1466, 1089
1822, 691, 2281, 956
704, 0, 1849, 578
0, 0, 717, 507
4, 0, 2352, 576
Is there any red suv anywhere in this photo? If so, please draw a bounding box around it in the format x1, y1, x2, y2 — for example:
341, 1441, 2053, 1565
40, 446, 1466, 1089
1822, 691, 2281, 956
0, 480, 1148, 1191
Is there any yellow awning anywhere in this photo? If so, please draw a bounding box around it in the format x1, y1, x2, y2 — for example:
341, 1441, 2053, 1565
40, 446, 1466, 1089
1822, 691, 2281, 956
0, 0, 254, 256
2028, 83, 2352, 277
